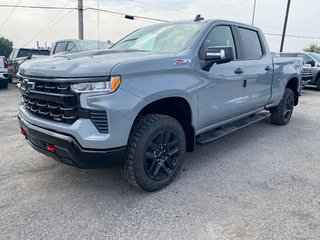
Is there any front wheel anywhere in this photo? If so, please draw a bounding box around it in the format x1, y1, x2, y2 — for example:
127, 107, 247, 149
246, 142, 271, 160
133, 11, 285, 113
270, 88, 295, 126
123, 114, 186, 191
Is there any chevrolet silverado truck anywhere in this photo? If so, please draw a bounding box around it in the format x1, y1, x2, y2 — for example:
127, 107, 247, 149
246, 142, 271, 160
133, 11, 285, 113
18, 18, 302, 191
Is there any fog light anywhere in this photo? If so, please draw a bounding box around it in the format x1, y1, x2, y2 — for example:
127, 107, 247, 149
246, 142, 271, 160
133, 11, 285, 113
20, 128, 27, 135
47, 144, 56, 152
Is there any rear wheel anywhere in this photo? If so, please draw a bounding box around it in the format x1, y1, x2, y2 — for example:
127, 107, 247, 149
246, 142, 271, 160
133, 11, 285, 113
0, 79, 8, 89
317, 77, 320, 91
270, 88, 294, 126
123, 114, 186, 191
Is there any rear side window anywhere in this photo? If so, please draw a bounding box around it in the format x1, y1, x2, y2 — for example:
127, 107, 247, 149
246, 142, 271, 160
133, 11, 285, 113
239, 28, 263, 59
53, 42, 67, 54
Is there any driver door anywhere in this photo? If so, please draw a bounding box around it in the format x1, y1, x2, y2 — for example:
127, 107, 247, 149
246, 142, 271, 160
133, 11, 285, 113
197, 25, 246, 131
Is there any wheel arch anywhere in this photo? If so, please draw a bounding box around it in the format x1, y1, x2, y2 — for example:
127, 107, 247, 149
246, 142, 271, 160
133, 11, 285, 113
133, 96, 195, 152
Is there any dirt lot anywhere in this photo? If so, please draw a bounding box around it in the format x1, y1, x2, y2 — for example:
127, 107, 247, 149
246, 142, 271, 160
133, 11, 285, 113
1, 84, 320, 240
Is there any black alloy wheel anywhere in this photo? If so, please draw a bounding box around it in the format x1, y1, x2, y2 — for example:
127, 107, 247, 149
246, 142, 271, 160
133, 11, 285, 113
270, 88, 295, 126
123, 114, 186, 191
144, 130, 180, 181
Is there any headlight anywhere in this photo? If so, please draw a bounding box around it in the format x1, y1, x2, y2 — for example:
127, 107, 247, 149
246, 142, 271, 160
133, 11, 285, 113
71, 75, 121, 93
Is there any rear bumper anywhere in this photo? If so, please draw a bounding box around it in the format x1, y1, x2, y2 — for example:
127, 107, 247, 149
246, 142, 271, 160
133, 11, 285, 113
18, 115, 127, 168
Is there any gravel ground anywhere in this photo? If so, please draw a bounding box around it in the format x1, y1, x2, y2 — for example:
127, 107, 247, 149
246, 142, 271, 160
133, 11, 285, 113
1, 84, 320, 240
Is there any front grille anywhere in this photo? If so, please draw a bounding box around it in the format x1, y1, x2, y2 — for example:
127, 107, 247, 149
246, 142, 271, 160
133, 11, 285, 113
18, 76, 109, 133
302, 69, 312, 80
90, 111, 109, 133
22, 95, 78, 124
19, 78, 79, 124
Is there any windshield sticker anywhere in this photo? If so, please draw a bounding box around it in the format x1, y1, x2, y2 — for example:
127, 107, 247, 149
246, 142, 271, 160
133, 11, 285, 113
174, 59, 191, 65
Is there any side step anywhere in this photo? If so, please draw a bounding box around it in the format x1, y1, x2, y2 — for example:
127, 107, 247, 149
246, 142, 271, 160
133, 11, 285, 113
196, 112, 271, 145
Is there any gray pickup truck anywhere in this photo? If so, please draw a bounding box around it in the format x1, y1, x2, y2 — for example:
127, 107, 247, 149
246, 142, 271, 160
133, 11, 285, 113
18, 18, 302, 191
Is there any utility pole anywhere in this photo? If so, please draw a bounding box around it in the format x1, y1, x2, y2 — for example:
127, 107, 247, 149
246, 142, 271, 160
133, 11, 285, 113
78, 0, 84, 39
251, 0, 257, 25
280, 0, 291, 52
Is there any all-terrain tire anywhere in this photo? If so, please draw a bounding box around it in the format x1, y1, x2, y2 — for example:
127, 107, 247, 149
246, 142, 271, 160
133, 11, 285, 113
0, 79, 8, 89
270, 88, 294, 126
122, 114, 186, 191
317, 77, 320, 91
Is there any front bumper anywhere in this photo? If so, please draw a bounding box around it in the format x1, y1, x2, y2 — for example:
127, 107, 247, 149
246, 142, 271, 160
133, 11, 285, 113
18, 115, 127, 168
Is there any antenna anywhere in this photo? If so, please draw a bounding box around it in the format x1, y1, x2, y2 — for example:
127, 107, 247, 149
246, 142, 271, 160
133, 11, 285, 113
194, 14, 204, 21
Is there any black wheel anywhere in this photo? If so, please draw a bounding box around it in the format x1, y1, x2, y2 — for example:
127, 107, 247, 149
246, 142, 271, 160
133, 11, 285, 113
123, 114, 186, 191
317, 77, 320, 91
0, 79, 8, 89
270, 88, 294, 126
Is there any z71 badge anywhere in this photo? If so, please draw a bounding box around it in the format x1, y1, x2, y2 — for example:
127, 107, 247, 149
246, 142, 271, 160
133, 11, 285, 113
174, 59, 191, 65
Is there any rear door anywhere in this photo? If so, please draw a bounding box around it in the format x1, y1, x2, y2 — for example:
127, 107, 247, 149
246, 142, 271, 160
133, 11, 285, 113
237, 27, 273, 111
197, 25, 246, 130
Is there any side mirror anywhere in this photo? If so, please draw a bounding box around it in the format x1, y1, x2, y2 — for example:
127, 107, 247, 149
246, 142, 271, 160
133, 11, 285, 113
205, 46, 234, 63
306, 60, 315, 67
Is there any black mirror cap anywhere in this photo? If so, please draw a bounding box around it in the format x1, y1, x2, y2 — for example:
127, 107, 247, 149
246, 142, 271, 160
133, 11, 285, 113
205, 46, 234, 63
306, 60, 315, 67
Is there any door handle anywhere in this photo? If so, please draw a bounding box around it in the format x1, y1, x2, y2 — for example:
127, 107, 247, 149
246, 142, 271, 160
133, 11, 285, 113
265, 66, 272, 71
234, 68, 244, 74
243, 79, 247, 88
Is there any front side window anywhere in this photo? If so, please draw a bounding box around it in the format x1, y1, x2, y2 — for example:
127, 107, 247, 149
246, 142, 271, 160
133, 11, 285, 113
111, 22, 204, 54
199, 25, 236, 59
298, 54, 313, 63
239, 28, 263, 59
309, 53, 320, 62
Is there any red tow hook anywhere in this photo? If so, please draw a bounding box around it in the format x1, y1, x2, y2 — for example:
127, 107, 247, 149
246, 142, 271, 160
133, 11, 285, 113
47, 144, 56, 152
20, 128, 27, 135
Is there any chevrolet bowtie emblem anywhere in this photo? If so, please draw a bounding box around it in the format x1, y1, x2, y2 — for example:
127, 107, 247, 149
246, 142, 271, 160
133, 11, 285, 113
22, 79, 35, 92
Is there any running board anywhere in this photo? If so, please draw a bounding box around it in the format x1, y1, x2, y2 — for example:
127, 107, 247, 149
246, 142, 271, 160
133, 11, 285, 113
196, 112, 271, 145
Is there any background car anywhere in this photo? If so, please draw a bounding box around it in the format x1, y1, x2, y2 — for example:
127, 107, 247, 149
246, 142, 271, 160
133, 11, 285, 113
8, 48, 50, 82
50, 39, 112, 55
280, 52, 320, 90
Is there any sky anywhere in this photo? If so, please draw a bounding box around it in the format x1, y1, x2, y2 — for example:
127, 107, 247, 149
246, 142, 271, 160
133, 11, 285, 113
0, 0, 319, 52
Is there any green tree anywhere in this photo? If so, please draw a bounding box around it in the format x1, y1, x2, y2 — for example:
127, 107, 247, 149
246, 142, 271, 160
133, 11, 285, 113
304, 43, 320, 53
0, 36, 13, 58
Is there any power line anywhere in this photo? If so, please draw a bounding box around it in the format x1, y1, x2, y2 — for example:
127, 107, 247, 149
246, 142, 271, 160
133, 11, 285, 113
265, 33, 320, 40
86, 7, 169, 22
0, 4, 76, 10
22, 0, 73, 47
1, 3, 319, 42
0, 4, 169, 22
0, 0, 23, 32
132, 0, 195, 16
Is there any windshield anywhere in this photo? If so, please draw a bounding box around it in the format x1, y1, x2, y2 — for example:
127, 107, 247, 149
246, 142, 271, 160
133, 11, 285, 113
78, 40, 112, 51
111, 22, 204, 54
309, 52, 320, 62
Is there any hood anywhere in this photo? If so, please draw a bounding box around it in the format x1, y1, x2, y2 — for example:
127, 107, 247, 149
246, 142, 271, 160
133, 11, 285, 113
19, 49, 172, 78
